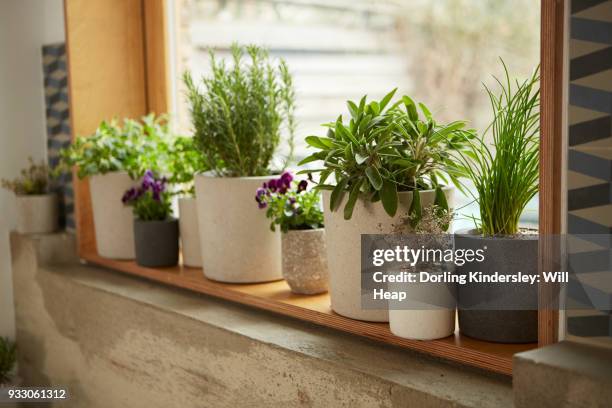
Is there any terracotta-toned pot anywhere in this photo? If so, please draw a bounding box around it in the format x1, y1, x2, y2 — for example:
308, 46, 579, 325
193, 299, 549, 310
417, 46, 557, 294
194, 173, 281, 283
179, 197, 202, 268
282, 229, 328, 295
15, 193, 58, 234
322, 187, 455, 322
89, 171, 136, 259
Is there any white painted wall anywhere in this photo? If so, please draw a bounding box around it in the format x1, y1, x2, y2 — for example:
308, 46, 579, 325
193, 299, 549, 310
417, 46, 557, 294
0, 0, 65, 339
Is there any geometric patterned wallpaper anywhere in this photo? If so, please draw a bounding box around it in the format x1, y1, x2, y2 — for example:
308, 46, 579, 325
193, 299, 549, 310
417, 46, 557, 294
42, 43, 74, 231
567, 0, 612, 340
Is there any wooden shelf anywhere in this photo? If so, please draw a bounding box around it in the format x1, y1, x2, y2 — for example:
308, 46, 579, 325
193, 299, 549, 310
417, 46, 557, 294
82, 251, 536, 376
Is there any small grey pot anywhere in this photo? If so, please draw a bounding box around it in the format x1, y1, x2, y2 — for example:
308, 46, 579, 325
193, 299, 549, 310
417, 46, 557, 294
282, 229, 329, 295
455, 229, 538, 343
133, 218, 179, 268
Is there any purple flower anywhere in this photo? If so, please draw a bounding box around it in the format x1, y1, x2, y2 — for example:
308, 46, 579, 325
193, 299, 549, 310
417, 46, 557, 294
142, 170, 155, 189
122, 187, 137, 204
297, 180, 308, 192
280, 171, 293, 184
268, 179, 278, 192
255, 187, 268, 209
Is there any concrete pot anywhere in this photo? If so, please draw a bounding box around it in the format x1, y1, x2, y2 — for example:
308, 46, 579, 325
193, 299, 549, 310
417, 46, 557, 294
389, 236, 456, 340
282, 229, 329, 295
15, 193, 58, 234
322, 187, 455, 322
134, 218, 179, 268
194, 173, 282, 283
455, 229, 538, 343
89, 171, 136, 259
179, 197, 202, 268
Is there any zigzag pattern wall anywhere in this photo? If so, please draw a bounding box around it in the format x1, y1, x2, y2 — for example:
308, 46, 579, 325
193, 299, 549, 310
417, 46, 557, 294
43, 43, 74, 231
567, 0, 612, 340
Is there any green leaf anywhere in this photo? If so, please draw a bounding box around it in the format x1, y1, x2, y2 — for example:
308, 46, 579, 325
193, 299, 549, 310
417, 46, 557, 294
330, 178, 348, 212
380, 179, 398, 217
343, 181, 362, 220
355, 153, 368, 165
305, 136, 332, 149
298, 153, 322, 166
402, 96, 418, 121
434, 186, 449, 213
347, 101, 359, 119
409, 189, 422, 228
419, 102, 432, 120
379, 88, 397, 111
365, 166, 383, 190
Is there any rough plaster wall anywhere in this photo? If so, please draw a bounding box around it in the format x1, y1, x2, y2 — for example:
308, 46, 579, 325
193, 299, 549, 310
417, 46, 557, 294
0, 0, 65, 339
11, 234, 512, 408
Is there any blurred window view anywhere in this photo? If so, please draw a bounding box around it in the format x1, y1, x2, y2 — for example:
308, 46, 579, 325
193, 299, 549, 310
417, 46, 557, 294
172, 0, 540, 229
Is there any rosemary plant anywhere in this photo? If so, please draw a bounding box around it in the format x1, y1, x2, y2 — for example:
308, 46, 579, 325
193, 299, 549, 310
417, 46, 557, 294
184, 44, 296, 177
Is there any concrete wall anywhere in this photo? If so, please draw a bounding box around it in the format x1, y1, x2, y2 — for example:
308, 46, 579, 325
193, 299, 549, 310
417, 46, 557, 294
10, 233, 513, 408
0, 0, 65, 339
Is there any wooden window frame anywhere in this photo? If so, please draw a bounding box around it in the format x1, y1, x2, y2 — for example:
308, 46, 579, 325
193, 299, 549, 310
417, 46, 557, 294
65, 0, 565, 375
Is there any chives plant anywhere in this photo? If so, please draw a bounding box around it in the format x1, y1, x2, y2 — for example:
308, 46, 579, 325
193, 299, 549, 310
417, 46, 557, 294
456, 61, 540, 235
184, 44, 296, 177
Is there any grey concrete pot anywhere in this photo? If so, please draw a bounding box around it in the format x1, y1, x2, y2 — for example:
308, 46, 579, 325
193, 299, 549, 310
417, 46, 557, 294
282, 229, 329, 295
194, 173, 281, 283
455, 229, 538, 343
15, 193, 58, 234
133, 218, 179, 268
322, 187, 455, 322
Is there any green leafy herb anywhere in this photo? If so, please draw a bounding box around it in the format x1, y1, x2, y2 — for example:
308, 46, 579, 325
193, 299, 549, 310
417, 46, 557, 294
184, 43, 296, 177
1, 158, 51, 195
0, 337, 16, 385
453, 60, 540, 235
59, 114, 171, 180
299, 89, 475, 220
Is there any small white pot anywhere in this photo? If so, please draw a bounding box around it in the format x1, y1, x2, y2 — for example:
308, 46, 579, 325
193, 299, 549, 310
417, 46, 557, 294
15, 193, 58, 234
388, 267, 456, 340
89, 171, 136, 259
282, 229, 329, 295
322, 187, 455, 322
194, 173, 282, 283
179, 197, 202, 268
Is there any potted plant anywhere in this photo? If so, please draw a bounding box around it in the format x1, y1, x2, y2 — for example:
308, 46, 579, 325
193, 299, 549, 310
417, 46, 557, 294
184, 44, 296, 283
165, 136, 210, 268
0, 337, 16, 387
300, 90, 473, 321
60, 114, 170, 259
1, 158, 58, 234
122, 170, 178, 268
453, 62, 540, 343
387, 206, 456, 340
255, 171, 328, 295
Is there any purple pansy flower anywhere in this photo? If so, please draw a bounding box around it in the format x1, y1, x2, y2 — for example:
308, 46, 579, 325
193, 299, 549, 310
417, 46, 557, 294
297, 180, 308, 192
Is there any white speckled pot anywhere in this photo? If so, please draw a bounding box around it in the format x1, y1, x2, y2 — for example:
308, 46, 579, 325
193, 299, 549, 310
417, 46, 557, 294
322, 187, 455, 322
179, 197, 202, 268
194, 173, 282, 283
282, 229, 329, 295
89, 171, 136, 259
15, 194, 58, 234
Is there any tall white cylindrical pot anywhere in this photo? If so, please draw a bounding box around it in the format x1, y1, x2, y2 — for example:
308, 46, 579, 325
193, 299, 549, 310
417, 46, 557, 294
194, 174, 282, 283
15, 194, 58, 234
179, 197, 202, 268
322, 187, 454, 322
89, 171, 136, 259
